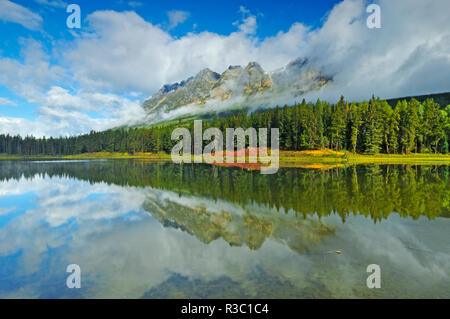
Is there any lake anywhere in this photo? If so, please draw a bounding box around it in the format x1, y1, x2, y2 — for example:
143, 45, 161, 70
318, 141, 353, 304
0, 160, 449, 298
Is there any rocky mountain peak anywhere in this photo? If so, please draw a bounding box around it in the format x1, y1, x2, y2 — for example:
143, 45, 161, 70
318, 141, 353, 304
194, 68, 220, 81
142, 57, 330, 116
246, 61, 263, 70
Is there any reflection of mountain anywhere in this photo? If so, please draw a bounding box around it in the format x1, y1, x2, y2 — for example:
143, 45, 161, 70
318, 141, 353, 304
2, 161, 449, 299
0, 161, 448, 221
142, 190, 333, 252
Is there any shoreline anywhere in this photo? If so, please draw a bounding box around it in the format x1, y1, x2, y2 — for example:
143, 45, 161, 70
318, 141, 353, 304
1, 150, 450, 168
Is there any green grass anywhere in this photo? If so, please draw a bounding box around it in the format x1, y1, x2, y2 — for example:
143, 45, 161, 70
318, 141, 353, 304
1, 150, 449, 166
345, 153, 450, 165
279, 150, 450, 165
0, 152, 173, 161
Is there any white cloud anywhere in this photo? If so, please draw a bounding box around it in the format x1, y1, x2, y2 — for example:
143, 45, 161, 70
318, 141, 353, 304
300, 0, 450, 101
128, 1, 143, 8
63, 0, 450, 103
0, 207, 15, 216
0, 87, 145, 137
0, 39, 66, 102
234, 6, 257, 35
64, 9, 306, 95
1, 0, 450, 137
34, 0, 67, 9
0, 97, 17, 106
167, 10, 190, 29
235, 15, 257, 35
0, 0, 43, 30
239, 6, 250, 15
0, 38, 144, 137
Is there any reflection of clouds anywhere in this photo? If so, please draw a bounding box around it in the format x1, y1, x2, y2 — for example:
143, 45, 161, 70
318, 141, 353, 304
0, 175, 47, 196
0, 175, 449, 298
0, 176, 147, 227
0, 176, 148, 288
65, 216, 304, 298
339, 215, 450, 278
0, 207, 14, 216
30, 182, 146, 227
145, 189, 450, 297
316, 214, 450, 296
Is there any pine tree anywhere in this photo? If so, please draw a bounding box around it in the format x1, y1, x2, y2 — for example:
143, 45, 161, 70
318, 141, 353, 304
348, 102, 362, 153
363, 98, 383, 154
330, 96, 347, 151
422, 98, 444, 153
380, 100, 398, 154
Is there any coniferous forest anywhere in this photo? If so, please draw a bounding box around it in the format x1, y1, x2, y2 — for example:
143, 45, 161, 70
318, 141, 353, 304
1, 96, 449, 156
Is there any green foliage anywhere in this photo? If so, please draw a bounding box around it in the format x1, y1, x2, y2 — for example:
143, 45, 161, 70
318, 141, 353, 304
1, 96, 449, 155
0, 161, 448, 222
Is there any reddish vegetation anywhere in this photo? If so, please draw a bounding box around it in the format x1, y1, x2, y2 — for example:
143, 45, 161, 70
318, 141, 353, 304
209, 147, 271, 171
211, 147, 270, 158
213, 162, 262, 170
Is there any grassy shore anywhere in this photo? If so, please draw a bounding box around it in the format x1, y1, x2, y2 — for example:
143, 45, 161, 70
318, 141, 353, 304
1, 150, 449, 167
0, 152, 172, 161
279, 149, 450, 166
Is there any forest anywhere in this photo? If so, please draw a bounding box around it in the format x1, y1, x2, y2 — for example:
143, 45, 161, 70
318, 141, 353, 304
1, 96, 449, 156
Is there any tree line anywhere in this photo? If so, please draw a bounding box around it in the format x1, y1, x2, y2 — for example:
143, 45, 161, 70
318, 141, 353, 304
1, 161, 448, 222
1, 96, 449, 155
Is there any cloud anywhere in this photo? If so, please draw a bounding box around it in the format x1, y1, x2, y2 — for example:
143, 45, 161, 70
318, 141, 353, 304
64, 9, 305, 95
0, 38, 66, 102
300, 0, 450, 101
128, 1, 143, 8
64, 0, 450, 102
234, 16, 257, 35
0, 6, 311, 135
239, 6, 250, 15
0, 97, 17, 106
34, 0, 67, 9
167, 10, 190, 29
1, 0, 450, 137
0, 0, 43, 30
0, 38, 145, 137
234, 6, 257, 35
0, 88, 145, 137
0, 207, 15, 216
0, 82, 145, 137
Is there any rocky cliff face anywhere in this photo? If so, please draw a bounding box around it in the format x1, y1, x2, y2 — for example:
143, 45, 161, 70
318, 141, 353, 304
143, 68, 221, 113
142, 57, 330, 119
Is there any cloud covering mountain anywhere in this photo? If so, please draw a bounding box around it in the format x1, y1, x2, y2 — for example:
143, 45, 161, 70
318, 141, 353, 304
142, 58, 329, 123
0, 0, 449, 136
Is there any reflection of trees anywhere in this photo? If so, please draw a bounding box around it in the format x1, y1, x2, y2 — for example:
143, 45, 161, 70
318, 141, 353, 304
0, 160, 448, 222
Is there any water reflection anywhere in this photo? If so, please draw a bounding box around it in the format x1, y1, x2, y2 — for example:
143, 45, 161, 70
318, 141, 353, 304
0, 160, 449, 298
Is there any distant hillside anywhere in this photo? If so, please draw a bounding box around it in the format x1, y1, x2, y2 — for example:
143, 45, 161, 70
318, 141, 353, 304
386, 92, 450, 108
134, 91, 450, 129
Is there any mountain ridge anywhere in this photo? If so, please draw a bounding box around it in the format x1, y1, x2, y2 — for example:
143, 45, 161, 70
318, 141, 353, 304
142, 58, 330, 121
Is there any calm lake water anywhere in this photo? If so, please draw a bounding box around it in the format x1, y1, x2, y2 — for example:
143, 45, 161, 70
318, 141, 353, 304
0, 160, 449, 298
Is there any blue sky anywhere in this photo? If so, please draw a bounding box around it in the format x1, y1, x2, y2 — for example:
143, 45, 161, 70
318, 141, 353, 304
6, 0, 341, 40
0, 0, 340, 133
1, 0, 342, 69
0, 0, 449, 137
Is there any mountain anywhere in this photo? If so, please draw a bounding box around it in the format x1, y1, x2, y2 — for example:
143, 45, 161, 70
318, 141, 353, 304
386, 92, 450, 108
142, 58, 330, 121
143, 68, 220, 114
